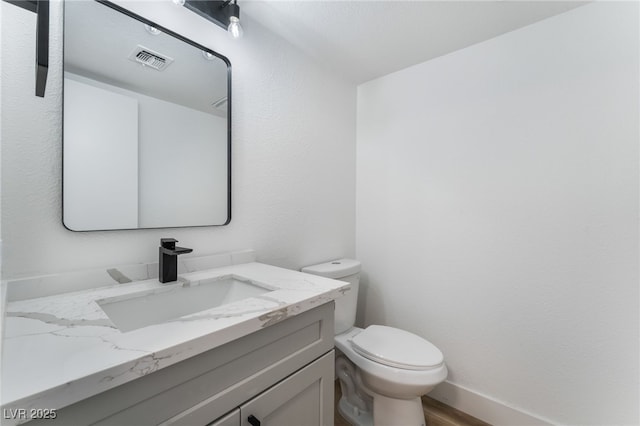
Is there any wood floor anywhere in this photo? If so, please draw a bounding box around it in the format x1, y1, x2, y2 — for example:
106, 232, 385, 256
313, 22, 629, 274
334, 381, 490, 426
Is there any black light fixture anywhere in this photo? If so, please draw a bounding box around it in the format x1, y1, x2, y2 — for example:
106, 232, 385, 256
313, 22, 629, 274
181, 0, 243, 39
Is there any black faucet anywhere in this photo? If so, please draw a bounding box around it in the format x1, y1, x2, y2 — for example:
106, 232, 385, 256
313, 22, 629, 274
159, 238, 193, 283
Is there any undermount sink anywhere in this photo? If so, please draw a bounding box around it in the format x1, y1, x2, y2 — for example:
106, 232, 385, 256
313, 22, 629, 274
98, 276, 272, 332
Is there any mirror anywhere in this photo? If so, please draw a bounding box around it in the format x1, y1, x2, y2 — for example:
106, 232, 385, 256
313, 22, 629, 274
63, 0, 231, 231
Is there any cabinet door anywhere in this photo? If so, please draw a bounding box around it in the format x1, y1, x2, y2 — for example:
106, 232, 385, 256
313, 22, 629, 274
208, 409, 240, 426
240, 351, 334, 426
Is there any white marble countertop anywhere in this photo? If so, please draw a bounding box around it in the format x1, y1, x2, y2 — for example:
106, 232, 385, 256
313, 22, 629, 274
1, 261, 349, 422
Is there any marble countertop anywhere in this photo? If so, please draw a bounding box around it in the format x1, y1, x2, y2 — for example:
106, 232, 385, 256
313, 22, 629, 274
1, 261, 349, 421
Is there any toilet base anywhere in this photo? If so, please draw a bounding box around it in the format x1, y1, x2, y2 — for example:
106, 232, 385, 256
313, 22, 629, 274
337, 393, 426, 426
338, 396, 373, 426
372, 394, 425, 426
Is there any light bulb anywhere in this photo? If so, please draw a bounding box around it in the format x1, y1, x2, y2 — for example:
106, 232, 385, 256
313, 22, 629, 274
172, 0, 185, 5
228, 16, 243, 39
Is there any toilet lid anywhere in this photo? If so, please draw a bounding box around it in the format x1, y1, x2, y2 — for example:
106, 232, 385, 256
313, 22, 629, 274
350, 325, 444, 370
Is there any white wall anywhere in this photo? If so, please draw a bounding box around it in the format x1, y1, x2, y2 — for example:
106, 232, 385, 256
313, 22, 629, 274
1, 0, 356, 278
356, 3, 638, 425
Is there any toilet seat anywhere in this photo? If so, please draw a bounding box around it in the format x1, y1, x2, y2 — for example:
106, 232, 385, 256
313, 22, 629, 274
350, 325, 444, 370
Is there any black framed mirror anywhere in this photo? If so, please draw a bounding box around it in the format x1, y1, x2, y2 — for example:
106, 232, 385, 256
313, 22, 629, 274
63, 0, 231, 231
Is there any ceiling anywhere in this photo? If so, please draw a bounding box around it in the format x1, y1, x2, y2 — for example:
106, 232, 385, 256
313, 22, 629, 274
241, 1, 588, 84
64, 1, 589, 101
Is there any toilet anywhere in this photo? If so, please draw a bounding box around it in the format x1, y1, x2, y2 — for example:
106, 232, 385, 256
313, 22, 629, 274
302, 259, 447, 426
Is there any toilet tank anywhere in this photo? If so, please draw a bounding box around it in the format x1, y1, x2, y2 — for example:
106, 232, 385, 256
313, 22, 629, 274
301, 259, 361, 335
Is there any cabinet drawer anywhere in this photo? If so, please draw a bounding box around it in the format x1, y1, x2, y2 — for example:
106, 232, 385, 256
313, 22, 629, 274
240, 351, 334, 426
208, 409, 239, 426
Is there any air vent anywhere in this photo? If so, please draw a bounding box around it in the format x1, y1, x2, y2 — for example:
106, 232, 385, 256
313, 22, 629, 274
212, 96, 228, 110
127, 45, 174, 71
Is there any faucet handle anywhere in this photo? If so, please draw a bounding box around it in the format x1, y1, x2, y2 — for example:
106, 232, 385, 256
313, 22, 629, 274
160, 238, 178, 250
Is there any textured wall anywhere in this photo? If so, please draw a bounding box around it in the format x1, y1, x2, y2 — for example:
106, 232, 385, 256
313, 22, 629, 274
1, 0, 356, 278
356, 3, 639, 424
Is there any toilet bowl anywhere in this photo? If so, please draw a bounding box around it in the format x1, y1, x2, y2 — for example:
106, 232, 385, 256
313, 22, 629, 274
302, 259, 448, 426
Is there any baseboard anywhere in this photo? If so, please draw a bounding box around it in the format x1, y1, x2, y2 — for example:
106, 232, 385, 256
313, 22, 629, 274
428, 381, 554, 426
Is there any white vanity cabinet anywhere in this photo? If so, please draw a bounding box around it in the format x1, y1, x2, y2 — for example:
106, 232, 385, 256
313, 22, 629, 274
25, 303, 335, 426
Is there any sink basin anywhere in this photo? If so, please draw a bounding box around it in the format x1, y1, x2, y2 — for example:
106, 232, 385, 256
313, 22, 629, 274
98, 276, 272, 332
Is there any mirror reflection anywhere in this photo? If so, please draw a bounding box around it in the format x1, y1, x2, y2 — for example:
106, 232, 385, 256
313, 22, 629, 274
63, 1, 231, 231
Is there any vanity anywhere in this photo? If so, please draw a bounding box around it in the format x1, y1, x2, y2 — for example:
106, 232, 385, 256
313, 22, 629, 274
1, 251, 348, 425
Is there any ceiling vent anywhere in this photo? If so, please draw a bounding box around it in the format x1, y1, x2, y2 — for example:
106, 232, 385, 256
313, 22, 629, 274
128, 46, 174, 71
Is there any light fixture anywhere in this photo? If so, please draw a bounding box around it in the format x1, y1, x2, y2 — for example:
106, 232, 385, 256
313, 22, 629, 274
144, 24, 162, 35
227, 15, 243, 39
182, 0, 243, 39
202, 50, 216, 60
172, 0, 185, 5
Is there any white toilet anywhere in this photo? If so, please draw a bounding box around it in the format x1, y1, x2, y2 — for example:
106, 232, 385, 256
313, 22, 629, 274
302, 259, 447, 426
